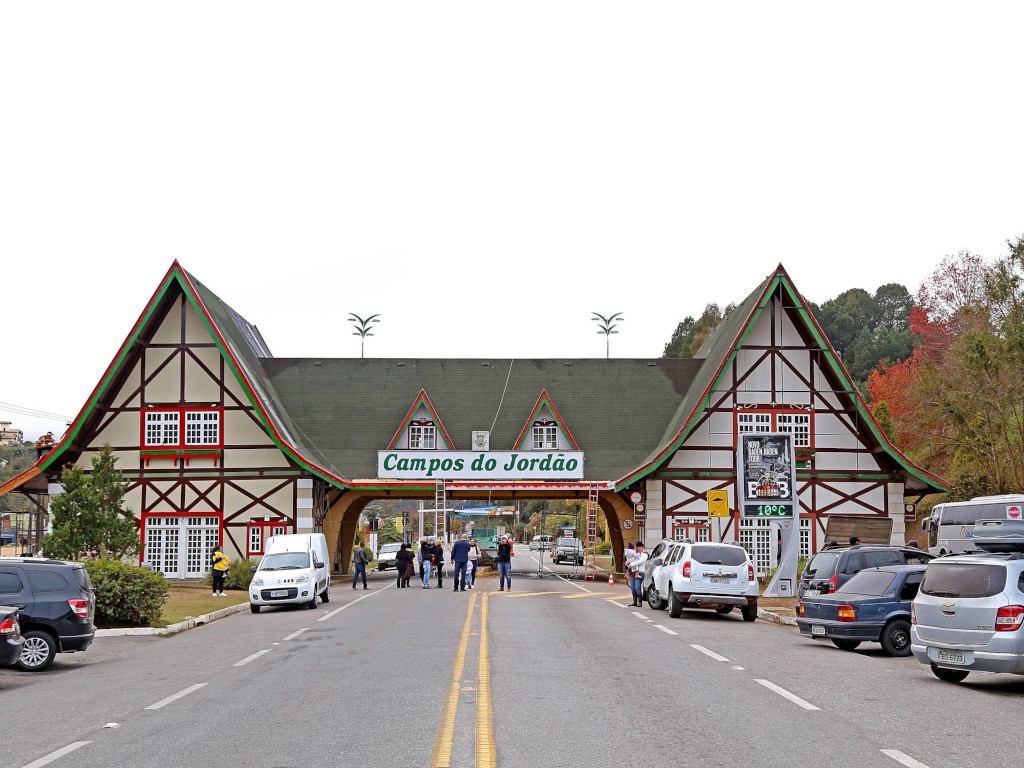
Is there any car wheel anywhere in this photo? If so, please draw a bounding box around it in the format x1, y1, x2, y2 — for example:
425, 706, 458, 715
831, 639, 861, 651
647, 585, 666, 611
715, 606, 734, 615
741, 602, 758, 623
668, 586, 683, 618
250, 603, 261, 614
307, 592, 318, 610
320, 585, 330, 604
16, 629, 57, 671
930, 664, 969, 683
880, 619, 912, 657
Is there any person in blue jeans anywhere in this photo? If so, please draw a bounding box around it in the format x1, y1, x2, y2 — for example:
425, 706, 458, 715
420, 537, 434, 588
451, 533, 471, 591
496, 535, 513, 591
352, 539, 368, 590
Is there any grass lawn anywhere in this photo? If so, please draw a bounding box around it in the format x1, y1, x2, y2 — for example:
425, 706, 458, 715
152, 585, 248, 628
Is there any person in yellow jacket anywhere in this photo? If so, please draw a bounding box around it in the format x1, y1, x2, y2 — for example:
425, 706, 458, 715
212, 546, 231, 597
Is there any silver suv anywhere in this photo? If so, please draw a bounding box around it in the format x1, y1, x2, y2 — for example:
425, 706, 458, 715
911, 522, 1024, 683
645, 540, 760, 622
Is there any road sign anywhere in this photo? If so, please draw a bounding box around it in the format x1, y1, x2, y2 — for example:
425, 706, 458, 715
629, 490, 643, 504
707, 490, 729, 517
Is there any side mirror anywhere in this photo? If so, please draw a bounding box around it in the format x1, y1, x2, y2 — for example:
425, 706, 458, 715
314, 561, 324, 569
250, 566, 257, 574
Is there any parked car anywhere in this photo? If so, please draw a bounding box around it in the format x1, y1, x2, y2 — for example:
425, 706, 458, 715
553, 537, 584, 565
797, 565, 924, 656
249, 533, 330, 613
0, 605, 25, 667
375, 543, 402, 571
911, 521, 1024, 682
799, 545, 933, 599
529, 535, 553, 551
645, 540, 760, 622
0, 557, 95, 671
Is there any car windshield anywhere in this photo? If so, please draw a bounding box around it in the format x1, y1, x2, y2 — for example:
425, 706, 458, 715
921, 563, 1008, 598
803, 552, 841, 579
558, 539, 580, 546
380, 544, 401, 553
691, 545, 746, 566
837, 570, 897, 596
259, 552, 310, 570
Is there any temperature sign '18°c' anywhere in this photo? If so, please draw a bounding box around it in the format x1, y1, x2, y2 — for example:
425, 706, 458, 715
736, 433, 798, 518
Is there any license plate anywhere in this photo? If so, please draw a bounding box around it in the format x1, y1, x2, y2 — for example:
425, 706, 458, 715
709, 576, 731, 584
811, 625, 825, 636
270, 590, 288, 597
804, 589, 820, 597
936, 649, 966, 665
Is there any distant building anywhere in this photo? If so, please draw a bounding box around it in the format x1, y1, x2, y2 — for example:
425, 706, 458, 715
0, 422, 24, 447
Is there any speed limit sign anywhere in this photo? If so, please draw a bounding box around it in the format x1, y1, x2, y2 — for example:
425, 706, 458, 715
629, 490, 643, 505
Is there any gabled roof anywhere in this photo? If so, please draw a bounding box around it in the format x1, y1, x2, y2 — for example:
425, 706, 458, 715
387, 389, 457, 450
616, 265, 949, 494
512, 390, 580, 450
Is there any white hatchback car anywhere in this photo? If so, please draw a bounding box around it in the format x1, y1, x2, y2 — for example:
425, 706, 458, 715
645, 540, 760, 622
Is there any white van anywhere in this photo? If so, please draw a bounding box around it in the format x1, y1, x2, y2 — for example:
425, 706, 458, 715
249, 533, 330, 613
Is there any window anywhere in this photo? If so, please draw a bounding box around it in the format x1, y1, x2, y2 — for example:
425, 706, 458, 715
899, 573, 923, 601
247, 522, 288, 555
737, 410, 813, 448
863, 550, 902, 568
145, 411, 179, 446
249, 526, 262, 555
185, 411, 220, 446
408, 425, 436, 450
143, 408, 222, 449
26, 570, 68, 592
0, 572, 22, 594
532, 425, 558, 450
737, 413, 771, 434
144, 515, 220, 578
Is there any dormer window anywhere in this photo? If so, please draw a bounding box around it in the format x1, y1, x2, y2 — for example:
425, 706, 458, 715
408, 423, 436, 450
145, 411, 180, 445
532, 422, 558, 449
143, 407, 223, 448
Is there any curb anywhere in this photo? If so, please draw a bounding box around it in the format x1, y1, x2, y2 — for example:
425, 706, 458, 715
95, 602, 249, 637
758, 608, 798, 626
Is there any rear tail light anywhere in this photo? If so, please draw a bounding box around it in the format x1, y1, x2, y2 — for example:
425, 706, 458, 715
682, 561, 691, 578
995, 605, 1024, 632
911, 603, 916, 625
837, 605, 857, 621
748, 565, 755, 581
0, 617, 16, 635
827, 575, 839, 593
68, 599, 89, 619
797, 602, 804, 617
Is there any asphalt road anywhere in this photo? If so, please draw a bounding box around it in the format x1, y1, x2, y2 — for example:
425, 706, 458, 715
3, 556, 1023, 768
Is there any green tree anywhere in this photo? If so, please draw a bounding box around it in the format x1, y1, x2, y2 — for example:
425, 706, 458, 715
42, 446, 140, 560
662, 304, 734, 359
376, 517, 403, 545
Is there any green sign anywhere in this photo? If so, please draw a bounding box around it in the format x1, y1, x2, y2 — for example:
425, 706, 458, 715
743, 503, 794, 518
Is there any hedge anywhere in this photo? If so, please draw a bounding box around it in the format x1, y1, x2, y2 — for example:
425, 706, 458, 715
85, 558, 170, 627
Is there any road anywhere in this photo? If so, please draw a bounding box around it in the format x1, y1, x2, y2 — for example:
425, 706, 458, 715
3, 554, 1023, 768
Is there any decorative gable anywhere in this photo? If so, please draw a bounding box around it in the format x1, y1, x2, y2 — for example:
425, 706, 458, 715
387, 389, 456, 450
513, 390, 580, 451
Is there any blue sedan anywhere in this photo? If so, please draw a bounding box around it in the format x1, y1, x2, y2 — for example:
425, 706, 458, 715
796, 565, 926, 657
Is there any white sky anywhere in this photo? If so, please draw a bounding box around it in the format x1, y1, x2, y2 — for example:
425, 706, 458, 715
2, 2, 1023, 441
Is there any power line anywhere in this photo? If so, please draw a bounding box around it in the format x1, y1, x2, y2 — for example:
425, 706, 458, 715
0, 402, 73, 422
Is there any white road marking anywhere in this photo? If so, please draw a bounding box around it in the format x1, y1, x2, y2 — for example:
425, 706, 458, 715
631, 611, 646, 619
318, 583, 393, 622
20, 742, 91, 768
283, 627, 309, 641
732, 666, 745, 671
550, 570, 592, 593
654, 624, 678, 635
609, 599, 630, 608
145, 683, 206, 710
754, 679, 820, 711
233, 649, 271, 667
691, 644, 730, 662
102, 723, 118, 729
881, 750, 932, 768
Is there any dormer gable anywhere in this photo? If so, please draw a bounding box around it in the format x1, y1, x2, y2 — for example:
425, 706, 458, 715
387, 389, 456, 450
513, 390, 579, 451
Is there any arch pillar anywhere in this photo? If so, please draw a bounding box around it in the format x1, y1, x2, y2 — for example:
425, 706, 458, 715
323, 491, 375, 575
599, 491, 637, 572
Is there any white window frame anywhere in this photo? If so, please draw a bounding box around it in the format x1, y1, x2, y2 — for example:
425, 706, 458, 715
737, 410, 812, 449
408, 425, 436, 450
144, 411, 180, 446
185, 411, 220, 446
777, 413, 811, 449
532, 425, 558, 450
144, 515, 220, 578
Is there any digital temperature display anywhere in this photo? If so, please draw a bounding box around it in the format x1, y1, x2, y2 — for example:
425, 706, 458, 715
743, 504, 794, 518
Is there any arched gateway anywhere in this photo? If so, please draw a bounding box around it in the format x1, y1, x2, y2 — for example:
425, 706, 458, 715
0, 263, 947, 578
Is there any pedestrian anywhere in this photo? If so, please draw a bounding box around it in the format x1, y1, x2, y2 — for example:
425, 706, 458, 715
211, 544, 230, 597
624, 541, 637, 572
352, 539, 369, 590
849, 535, 861, 546
395, 543, 411, 589
628, 542, 648, 607
468, 537, 481, 588
451, 533, 471, 592
496, 534, 513, 592
403, 547, 416, 587
420, 537, 433, 588
906, 539, 920, 549
824, 540, 839, 549
433, 538, 446, 589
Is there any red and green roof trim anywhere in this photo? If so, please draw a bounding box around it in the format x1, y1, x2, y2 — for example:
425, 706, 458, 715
386, 389, 456, 450
512, 390, 580, 450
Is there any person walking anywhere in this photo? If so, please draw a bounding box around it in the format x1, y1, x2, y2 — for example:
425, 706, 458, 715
211, 545, 230, 597
420, 538, 433, 588
451, 534, 472, 592
395, 543, 411, 589
433, 538, 446, 589
403, 546, 416, 587
628, 542, 648, 607
468, 537, 481, 588
496, 534, 513, 592
352, 540, 369, 590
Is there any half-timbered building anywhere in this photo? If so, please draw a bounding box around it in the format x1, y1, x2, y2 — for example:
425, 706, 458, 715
0, 262, 946, 578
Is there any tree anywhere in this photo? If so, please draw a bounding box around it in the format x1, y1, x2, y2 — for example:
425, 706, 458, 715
42, 446, 140, 560
662, 303, 735, 359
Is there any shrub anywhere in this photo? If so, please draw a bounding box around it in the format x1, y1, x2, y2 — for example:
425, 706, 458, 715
202, 558, 258, 590
85, 558, 169, 627
596, 540, 612, 555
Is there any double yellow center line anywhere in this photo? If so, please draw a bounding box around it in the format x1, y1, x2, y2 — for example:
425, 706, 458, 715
430, 591, 495, 767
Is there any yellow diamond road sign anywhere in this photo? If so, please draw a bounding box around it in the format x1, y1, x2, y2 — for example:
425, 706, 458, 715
707, 490, 729, 517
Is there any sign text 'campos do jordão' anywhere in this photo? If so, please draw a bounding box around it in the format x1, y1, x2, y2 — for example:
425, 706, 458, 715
377, 451, 584, 480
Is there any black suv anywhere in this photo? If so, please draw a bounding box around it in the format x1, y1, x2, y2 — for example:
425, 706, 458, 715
0, 558, 96, 671
798, 545, 934, 599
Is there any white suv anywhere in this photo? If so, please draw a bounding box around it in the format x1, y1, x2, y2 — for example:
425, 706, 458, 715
645, 540, 760, 622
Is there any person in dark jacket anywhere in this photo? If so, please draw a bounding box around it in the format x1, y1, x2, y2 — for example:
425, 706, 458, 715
433, 539, 445, 589
451, 534, 472, 592
403, 547, 416, 587
496, 535, 513, 591
420, 538, 434, 589
395, 544, 411, 589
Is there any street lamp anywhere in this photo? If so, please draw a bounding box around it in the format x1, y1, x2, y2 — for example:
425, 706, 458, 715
591, 312, 623, 359
348, 313, 380, 358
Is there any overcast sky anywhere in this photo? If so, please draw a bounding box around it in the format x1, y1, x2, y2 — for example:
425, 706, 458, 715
2, 2, 1023, 441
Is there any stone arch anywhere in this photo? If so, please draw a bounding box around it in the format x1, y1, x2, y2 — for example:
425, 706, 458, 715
322, 491, 375, 574
599, 491, 637, 572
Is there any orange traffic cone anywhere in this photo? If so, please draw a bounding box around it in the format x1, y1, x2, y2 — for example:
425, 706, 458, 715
607, 573, 615, 586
